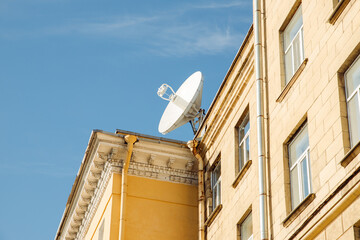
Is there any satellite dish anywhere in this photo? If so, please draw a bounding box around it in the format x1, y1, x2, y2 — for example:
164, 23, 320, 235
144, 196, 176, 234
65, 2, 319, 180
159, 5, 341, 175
157, 71, 205, 135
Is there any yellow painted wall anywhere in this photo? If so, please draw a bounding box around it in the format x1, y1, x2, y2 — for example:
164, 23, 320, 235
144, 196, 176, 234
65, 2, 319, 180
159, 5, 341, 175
84, 173, 122, 240
125, 175, 198, 240
84, 172, 197, 240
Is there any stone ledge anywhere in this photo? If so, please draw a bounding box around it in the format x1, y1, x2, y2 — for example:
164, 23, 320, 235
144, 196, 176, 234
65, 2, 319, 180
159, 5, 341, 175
341, 141, 360, 167
232, 160, 252, 188
328, 0, 351, 25
277, 58, 308, 103
204, 204, 223, 228
282, 193, 316, 227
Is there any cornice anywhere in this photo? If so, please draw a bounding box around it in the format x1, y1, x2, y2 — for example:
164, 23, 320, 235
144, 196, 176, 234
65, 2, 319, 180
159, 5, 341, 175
76, 160, 121, 239
75, 156, 197, 239
59, 136, 197, 240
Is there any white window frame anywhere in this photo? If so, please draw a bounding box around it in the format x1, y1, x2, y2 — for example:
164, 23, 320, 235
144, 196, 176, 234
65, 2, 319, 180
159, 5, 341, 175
289, 146, 311, 203
345, 55, 360, 147
211, 161, 221, 211
283, 5, 304, 84
284, 26, 304, 78
238, 114, 250, 171
288, 124, 311, 209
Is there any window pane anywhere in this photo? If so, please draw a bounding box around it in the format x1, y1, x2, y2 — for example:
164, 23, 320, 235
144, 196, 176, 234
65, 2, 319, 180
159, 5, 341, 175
239, 114, 250, 171
293, 33, 302, 71
301, 157, 310, 198
289, 124, 309, 167
213, 185, 218, 207
284, 5, 303, 49
244, 118, 250, 135
212, 161, 221, 210
348, 94, 360, 146
218, 182, 221, 205
239, 142, 245, 169
245, 136, 250, 162
301, 27, 304, 59
345, 56, 360, 96
285, 47, 293, 84
290, 166, 300, 209
241, 212, 252, 240
239, 126, 245, 140
213, 163, 221, 182
239, 115, 249, 140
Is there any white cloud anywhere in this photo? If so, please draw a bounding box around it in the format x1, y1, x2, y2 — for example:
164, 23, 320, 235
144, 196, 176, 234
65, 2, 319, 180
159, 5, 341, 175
2, 1, 251, 57
76, 16, 159, 34
50, 14, 245, 56
148, 24, 243, 56
191, 1, 250, 9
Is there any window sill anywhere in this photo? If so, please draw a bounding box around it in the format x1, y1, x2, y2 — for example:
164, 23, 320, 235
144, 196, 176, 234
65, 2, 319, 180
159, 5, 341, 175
341, 141, 360, 167
277, 58, 308, 103
328, 0, 351, 25
282, 193, 316, 227
204, 204, 222, 227
232, 160, 252, 188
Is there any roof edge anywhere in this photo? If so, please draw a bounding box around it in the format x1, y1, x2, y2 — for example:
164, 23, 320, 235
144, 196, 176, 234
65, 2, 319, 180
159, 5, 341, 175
54, 130, 99, 240
195, 24, 254, 139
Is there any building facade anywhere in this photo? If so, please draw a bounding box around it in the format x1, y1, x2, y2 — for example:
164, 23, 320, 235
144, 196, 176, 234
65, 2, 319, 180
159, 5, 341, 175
194, 0, 360, 240
55, 130, 198, 240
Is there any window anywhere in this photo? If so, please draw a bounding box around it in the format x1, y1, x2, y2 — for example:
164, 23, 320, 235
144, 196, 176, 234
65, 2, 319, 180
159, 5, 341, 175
98, 219, 105, 240
354, 219, 360, 240
238, 114, 250, 171
238, 212, 253, 240
333, 0, 346, 7
211, 161, 221, 210
345, 55, 360, 147
288, 123, 311, 209
283, 5, 304, 84
329, 0, 351, 24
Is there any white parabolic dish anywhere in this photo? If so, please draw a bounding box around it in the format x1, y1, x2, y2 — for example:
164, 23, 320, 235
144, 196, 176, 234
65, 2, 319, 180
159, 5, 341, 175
158, 71, 203, 134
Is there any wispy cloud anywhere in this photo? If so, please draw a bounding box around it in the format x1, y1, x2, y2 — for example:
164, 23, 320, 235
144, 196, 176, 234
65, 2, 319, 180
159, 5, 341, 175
148, 24, 243, 56
49, 15, 159, 35
191, 1, 250, 9
1, 1, 251, 57
55, 17, 244, 56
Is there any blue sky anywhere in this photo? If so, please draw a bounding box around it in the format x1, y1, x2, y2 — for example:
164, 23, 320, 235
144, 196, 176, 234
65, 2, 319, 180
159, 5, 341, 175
0, 0, 252, 239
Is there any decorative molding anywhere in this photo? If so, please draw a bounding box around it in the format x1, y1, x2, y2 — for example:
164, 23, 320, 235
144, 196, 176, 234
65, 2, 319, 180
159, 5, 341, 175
167, 158, 175, 168
90, 171, 101, 179
61, 144, 197, 240
75, 160, 122, 239
97, 152, 107, 161
186, 160, 194, 171
148, 154, 156, 165
131, 152, 136, 162
74, 157, 197, 239
128, 161, 197, 185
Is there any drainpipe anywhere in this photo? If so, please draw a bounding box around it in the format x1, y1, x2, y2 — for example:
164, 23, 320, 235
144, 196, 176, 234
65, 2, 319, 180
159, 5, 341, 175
187, 140, 205, 240
254, 0, 269, 240
119, 135, 137, 240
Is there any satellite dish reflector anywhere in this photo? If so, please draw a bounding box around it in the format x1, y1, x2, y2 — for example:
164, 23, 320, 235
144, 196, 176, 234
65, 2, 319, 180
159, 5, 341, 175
158, 71, 205, 135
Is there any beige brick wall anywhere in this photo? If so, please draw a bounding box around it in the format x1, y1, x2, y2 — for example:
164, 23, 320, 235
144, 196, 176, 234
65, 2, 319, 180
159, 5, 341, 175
197, 0, 360, 239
